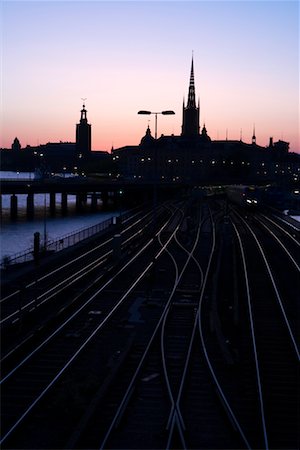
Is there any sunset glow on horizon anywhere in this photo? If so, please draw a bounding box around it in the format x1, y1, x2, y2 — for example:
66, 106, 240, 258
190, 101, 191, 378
1, 1, 299, 153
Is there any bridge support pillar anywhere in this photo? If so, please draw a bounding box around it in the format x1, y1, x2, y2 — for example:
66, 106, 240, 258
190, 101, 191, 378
91, 193, 97, 212
61, 192, 68, 215
101, 191, 109, 210
26, 193, 34, 219
10, 194, 18, 220
76, 193, 84, 212
50, 192, 56, 216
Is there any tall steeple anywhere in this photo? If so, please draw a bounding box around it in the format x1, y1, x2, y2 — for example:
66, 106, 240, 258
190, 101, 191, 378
181, 56, 200, 137
187, 57, 196, 108
76, 102, 91, 156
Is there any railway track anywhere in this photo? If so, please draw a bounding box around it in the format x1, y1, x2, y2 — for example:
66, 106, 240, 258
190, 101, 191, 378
67, 202, 250, 450
0, 199, 188, 448
229, 207, 299, 449
1, 204, 172, 355
1, 197, 298, 449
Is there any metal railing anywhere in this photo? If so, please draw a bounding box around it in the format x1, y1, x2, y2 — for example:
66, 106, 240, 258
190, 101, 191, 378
1, 212, 129, 269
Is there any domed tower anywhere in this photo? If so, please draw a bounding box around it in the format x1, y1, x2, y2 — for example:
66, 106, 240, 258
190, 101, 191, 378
76, 102, 91, 156
140, 125, 155, 147
12, 137, 21, 151
181, 57, 200, 137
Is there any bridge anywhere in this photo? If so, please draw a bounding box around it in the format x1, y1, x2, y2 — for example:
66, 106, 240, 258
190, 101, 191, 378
0, 177, 187, 218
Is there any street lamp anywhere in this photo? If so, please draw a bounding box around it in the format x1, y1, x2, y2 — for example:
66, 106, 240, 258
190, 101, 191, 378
138, 109, 175, 233
138, 110, 175, 139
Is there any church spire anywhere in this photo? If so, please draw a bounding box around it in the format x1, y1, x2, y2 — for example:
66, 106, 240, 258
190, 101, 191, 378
181, 56, 200, 137
187, 57, 196, 108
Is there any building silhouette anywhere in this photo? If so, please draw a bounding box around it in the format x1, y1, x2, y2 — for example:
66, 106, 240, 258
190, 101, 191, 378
76, 103, 91, 157
112, 57, 298, 185
0, 57, 299, 184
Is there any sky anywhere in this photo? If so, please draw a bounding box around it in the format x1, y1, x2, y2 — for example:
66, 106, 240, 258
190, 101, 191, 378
1, 0, 299, 153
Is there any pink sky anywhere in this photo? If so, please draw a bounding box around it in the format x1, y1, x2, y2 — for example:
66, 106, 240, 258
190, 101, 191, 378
1, 1, 299, 153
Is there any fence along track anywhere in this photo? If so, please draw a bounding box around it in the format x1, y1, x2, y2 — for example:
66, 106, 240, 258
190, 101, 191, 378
0, 206, 154, 303
0, 206, 166, 331
1, 215, 114, 268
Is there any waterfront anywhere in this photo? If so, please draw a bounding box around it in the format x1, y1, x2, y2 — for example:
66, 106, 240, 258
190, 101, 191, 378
0, 172, 119, 260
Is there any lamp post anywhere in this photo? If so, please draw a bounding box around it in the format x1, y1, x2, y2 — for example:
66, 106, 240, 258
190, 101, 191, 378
138, 109, 175, 181
138, 109, 175, 233
138, 110, 175, 140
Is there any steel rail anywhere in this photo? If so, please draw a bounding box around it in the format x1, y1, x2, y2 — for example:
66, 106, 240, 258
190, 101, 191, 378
254, 216, 300, 271
98, 209, 189, 450
162, 207, 204, 437
166, 220, 207, 442
197, 211, 252, 450
99, 206, 240, 450
0, 252, 110, 326
159, 209, 187, 431
0, 207, 185, 445
234, 211, 300, 360
1, 205, 177, 380
231, 220, 269, 450
259, 213, 300, 247
270, 213, 300, 232
0, 206, 155, 304
1, 207, 164, 325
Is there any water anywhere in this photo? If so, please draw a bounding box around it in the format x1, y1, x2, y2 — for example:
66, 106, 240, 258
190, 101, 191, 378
0, 171, 119, 259
291, 216, 300, 222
